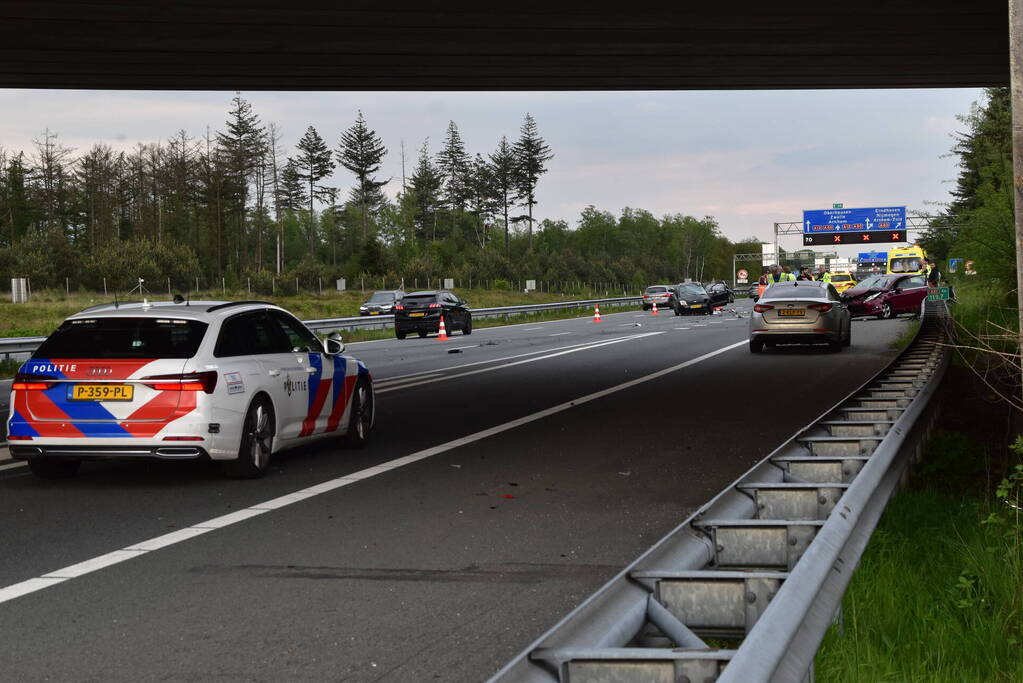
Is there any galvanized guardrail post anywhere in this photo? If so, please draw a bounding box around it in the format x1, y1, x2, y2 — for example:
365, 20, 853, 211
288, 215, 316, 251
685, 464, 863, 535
490, 300, 950, 683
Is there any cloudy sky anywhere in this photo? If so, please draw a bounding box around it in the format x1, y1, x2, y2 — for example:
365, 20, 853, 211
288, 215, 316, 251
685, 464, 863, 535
0, 88, 983, 253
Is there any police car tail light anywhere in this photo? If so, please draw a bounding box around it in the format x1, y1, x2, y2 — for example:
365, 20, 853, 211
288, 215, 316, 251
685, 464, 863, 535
12, 372, 56, 391
143, 371, 218, 394
753, 304, 774, 313
808, 303, 833, 313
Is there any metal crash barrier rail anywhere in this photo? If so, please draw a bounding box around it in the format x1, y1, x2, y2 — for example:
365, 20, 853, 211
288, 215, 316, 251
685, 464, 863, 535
489, 299, 949, 683
0, 296, 644, 360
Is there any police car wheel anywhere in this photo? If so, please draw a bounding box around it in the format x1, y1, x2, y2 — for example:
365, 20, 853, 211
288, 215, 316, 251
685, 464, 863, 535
28, 458, 81, 479
342, 379, 373, 449
224, 397, 275, 479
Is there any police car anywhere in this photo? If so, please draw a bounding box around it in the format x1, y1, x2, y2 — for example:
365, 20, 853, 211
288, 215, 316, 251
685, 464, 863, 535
7, 300, 374, 479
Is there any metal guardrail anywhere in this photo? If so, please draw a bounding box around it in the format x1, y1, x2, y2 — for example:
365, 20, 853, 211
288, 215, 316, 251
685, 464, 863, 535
0, 297, 644, 358
302, 296, 642, 332
490, 299, 949, 683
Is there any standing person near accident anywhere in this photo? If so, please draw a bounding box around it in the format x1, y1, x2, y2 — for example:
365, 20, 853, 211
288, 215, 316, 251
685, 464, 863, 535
814, 265, 832, 283
796, 267, 814, 281
767, 264, 783, 283
927, 259, 941, 286
781, 266, 796, 281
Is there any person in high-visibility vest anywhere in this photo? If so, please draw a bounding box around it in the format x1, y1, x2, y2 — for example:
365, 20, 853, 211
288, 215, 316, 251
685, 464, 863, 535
781, 266, 796, 281
814, 265, 832, 283
767, 265, 783, 283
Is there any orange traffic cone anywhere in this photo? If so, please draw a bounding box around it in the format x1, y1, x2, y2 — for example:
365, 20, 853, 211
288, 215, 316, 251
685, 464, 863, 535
651, 301, 659, 315
592, 304, 602, 323
437, 316, 449, 341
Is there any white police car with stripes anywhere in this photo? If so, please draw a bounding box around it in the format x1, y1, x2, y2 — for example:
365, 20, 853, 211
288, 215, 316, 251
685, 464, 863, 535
7, 300, 374, 479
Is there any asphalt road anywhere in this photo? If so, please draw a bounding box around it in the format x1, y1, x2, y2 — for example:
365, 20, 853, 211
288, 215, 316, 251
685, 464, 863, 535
0, 303, 910, 682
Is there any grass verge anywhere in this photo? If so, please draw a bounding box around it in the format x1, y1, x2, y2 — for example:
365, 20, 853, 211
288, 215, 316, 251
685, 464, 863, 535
815, 432, 1023, 682
0, 287, 606, 339
888, 318, 922, 350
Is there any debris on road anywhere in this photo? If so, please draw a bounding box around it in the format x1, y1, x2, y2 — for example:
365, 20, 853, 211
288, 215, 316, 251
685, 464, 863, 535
501, 494, 516, 499
448, 348, 462, 354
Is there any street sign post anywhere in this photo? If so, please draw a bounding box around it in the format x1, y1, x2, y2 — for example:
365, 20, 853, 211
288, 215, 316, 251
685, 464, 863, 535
803, 206, 906, 245
927, 286, 950, 301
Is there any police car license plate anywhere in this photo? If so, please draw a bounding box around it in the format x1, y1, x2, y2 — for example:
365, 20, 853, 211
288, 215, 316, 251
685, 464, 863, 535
779, 309, 805, 317
68, 384, 134, 401
410, 312, 425, 317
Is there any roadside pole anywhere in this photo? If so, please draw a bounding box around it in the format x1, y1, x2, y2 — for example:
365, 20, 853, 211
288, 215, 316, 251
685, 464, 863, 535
1011, 0, 1023, 403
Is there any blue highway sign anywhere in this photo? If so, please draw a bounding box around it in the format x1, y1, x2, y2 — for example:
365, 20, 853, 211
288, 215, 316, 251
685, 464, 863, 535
803, 206, 906, 234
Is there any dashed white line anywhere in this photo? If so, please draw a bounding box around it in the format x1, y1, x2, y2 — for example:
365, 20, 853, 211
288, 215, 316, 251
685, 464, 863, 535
0, 337, 746, 606
548, 332, 572, 337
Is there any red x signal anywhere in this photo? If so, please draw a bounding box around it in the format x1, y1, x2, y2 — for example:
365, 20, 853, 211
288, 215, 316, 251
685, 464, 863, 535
862, 234, 871, 241
833, 235, 842, 243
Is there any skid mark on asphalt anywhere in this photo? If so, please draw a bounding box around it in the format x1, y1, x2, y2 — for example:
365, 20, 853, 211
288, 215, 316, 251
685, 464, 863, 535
188, 561, 619, 583
0, 337, 746, 607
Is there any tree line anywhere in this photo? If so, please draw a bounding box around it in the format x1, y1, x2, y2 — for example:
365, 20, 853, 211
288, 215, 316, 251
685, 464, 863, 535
0, 94, 755, 294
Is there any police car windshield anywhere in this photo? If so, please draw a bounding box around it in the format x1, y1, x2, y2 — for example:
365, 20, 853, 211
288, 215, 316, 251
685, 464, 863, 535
34, 317, 208, 359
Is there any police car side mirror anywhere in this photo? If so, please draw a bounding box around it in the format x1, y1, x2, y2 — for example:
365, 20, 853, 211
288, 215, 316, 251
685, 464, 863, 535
324, 332, 345, 355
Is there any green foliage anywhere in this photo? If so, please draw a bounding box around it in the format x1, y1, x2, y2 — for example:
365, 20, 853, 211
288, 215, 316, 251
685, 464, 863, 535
816, 430, 1023, 682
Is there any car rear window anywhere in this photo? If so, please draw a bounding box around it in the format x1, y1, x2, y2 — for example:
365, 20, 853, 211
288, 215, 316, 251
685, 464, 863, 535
368, 292, 396, 303
35, 317, 208, 359
763, 283, 826, 298
831, 274, 852, 282
645, 287, 667, 294
401, 294, 438, 304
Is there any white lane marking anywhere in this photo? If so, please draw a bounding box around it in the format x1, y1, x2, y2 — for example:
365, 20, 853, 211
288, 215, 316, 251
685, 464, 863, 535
633, 315, 646, 318
348, 308, 643, 347
374, 373, 443, 387
674, 327, 691, 330
376, 333, 664, 394
0, 338, 745, 606
446, 345, 478, 351
548, 332, 571, 337
0, 461, 26, 472
523, 327, 544, 331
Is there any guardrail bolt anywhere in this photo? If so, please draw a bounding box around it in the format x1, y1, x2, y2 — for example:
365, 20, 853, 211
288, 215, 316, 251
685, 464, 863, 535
716, 544, 725, 553
818, 496, 828, 505
789, 537, 799, 546
746, 591, 757, 604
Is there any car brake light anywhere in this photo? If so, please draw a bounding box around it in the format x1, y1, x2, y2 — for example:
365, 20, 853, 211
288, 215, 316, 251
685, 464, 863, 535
143, 371, 217, 394
428, 303, 441, 308
394, 304, 404, 310
753, 304, 774, 313
808, 303, 833, 312
12, 372, 56, 391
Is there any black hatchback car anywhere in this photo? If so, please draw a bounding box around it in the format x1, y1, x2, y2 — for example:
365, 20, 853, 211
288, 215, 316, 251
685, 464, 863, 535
394, 290, 472, 339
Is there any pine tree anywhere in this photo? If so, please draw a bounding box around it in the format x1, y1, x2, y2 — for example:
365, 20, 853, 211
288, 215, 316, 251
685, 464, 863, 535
408, 139, 442, 241
277, 159, 307, 212
512, 113, 554, 250
292, 126, 335, 253
467, 153, 497, 249
337, 111, 388, 243
216, 94, 265, 268
489, 136, 517, 252
436, 121, 470, 234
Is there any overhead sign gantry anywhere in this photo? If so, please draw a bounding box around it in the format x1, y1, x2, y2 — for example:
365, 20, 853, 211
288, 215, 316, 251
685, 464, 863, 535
802, 205, 906, 245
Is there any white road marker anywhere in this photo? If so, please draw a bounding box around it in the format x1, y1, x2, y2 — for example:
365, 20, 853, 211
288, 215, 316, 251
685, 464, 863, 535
0, 337, 744, 606
0, 461, 26, 472
523, 327, 544, 331
548, 332, 571, 337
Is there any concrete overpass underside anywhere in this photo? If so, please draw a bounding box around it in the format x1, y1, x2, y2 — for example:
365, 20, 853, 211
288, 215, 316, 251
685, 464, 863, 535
0, 1, 1010, 91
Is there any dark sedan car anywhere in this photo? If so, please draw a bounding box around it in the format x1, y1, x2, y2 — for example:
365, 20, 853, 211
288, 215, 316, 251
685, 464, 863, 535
843, 274, 929, 319
359, 289, 406, 316
394, 290, 472, 338
672, 282, 714, 316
